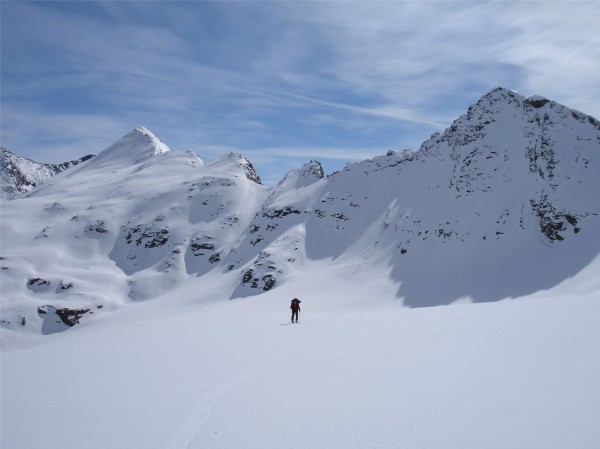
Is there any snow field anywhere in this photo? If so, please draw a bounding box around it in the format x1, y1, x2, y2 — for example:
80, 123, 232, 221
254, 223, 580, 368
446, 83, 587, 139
2, 259, 599, 449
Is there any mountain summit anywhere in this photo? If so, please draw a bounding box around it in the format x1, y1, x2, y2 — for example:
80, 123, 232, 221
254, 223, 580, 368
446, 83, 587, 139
1, 87, 599, 334
84, 126, 171, 169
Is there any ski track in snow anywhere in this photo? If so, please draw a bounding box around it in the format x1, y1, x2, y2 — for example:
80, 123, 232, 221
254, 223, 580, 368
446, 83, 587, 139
165, 328, 317, 449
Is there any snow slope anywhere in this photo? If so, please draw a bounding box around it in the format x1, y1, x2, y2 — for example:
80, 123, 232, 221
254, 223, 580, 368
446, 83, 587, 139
2, 258, 599, 449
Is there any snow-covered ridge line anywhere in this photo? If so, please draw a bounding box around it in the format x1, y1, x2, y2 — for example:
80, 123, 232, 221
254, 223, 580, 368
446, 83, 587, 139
0, 147, 95, 200
1, 87, 599, 336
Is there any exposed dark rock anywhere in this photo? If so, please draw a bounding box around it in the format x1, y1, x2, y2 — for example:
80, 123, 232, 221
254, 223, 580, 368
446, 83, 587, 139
59, 309, 89, 325
331, 213, 349, 221
242, 268, 254, 284
525, 97, 550, 109
190, 241, 215, 256
51, 154, 95, 172
209, 251, 222, 263
243, 160, 262, 185
142, 229, 169, 248
250, 236, 264, 246
28, 277, 51, 287
38, 305, 90, 327
530, 195, 570, 242
263, 207, 301, 219
85, 220, 109, 234
125, 224, 170, 248
59, 281, 74, 290
229, 153, 262, 184
262, 275, 276, 291
565, 214, 578, 227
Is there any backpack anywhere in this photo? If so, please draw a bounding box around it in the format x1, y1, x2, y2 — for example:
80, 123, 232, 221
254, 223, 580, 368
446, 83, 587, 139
290, 299, 300, 310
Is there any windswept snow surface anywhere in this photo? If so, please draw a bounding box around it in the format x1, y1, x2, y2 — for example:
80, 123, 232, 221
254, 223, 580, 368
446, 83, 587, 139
2, 258, 600, 449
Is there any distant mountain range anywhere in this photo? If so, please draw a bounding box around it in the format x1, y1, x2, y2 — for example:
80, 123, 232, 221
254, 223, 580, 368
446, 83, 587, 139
1, 87, 599, 335
0, 148, 94, 200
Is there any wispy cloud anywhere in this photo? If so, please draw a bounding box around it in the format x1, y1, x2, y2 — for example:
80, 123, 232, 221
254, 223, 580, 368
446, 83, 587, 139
1, 0, 598, 184
298, 1, 600, 117
255, 90, 448, 128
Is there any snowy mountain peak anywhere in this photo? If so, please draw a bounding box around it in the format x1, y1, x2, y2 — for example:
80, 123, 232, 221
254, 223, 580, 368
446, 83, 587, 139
225, 151, 262, 185
133, 126, 171, 155
468, 86, 599, 128
87, 127, 171, 169
275, 160, 324, 190
477, 87, 563, 114
423, 85, 600, 165
204, 152, 262, 184
466, 86, 557, 119
481, 86, 521, 102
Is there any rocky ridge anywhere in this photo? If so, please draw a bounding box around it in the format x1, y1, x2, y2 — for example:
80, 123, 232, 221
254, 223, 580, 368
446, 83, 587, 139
0, 147, 94, 200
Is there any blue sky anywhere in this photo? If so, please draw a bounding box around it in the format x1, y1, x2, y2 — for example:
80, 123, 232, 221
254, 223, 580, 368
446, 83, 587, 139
2, 1, 599, 186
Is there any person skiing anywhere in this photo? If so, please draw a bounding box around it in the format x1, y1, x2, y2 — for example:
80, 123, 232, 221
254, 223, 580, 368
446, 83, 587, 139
290, 298, 301, 323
